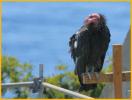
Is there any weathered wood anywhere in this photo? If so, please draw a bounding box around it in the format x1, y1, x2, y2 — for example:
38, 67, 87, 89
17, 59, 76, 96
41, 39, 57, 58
82, 71, 130, 84
113, 44, 122, 98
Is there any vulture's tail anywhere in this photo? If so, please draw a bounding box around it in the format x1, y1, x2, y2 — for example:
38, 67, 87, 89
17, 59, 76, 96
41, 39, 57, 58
79, 84, 97, 91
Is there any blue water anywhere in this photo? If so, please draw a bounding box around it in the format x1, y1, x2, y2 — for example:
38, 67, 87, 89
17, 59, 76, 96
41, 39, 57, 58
2, 2, 130, 77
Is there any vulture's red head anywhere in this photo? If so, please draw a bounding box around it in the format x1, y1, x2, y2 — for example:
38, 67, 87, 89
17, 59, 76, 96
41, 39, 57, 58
84, 13, 106, 30
84, 13, 100, 26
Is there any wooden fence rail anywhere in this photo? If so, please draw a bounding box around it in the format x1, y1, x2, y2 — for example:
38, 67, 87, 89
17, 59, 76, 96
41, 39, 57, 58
82, 71, 130, 84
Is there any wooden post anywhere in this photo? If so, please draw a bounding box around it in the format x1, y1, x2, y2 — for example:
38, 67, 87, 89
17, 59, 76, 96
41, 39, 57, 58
113, 44, 122, 98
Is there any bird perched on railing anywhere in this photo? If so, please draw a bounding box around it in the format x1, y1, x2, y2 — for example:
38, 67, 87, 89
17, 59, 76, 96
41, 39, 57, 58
69, 13, 111, 91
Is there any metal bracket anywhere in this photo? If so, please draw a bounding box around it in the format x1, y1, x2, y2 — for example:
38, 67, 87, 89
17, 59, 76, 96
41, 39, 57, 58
31, 64, 44, 94
31, 77, 42, 93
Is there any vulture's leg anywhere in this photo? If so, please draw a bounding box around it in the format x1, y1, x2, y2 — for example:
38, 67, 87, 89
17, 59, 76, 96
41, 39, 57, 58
87, 73, 92, 80
94, 60, 103, 80
86, 66, 94, 80
95, 72, 100, 79
94, 67, 100, 80
76, 58, 97, 91
93, 67, 100, 82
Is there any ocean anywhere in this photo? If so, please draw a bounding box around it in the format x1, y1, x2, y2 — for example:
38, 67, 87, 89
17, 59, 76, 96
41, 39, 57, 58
2, 2, 130, 77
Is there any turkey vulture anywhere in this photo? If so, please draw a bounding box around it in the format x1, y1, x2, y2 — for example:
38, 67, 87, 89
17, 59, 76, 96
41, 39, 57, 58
69, 13, 111, 91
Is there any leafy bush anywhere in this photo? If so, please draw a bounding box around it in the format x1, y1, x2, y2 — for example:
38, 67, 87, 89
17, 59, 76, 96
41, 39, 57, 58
2, 56, 33, 98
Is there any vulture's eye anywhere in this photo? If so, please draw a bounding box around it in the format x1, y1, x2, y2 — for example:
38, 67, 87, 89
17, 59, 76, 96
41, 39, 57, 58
89, 16, 93, 18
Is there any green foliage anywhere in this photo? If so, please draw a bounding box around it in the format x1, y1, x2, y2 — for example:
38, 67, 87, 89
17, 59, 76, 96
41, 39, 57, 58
102, 63, 112, 73
2, 56, 112, 98
2, 56, 33, 98
44, 71, 80, 98
44, 61, 113, 98
44, 64, 105, 98
90, 84, 105, 97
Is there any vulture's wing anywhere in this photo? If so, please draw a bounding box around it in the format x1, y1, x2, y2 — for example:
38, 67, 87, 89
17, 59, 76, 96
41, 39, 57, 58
69, 26, 89, 63
69, 33, 77, 62
96, 26, 111, 72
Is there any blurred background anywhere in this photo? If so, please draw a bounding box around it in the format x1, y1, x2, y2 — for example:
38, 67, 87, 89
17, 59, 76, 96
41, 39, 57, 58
2, 2, 130, 98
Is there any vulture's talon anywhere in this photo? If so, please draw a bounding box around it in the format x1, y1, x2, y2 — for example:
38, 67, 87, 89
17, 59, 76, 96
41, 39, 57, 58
87, 73, 92, 80
95, 72, 99, 79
